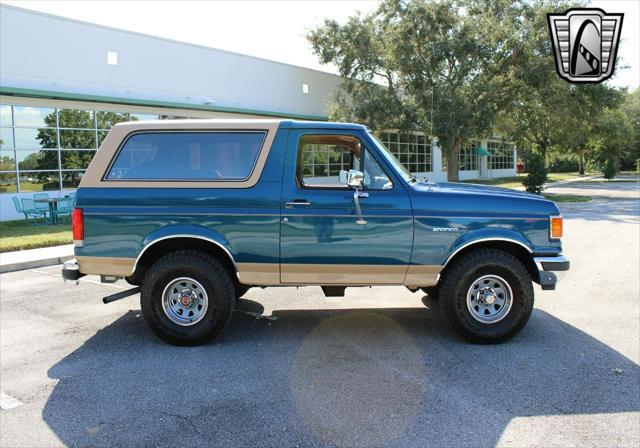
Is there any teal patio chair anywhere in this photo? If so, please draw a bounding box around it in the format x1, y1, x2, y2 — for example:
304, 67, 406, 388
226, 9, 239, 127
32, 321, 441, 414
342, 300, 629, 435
11, 196, 28, 223
66, 191, 76, 206
20, 198, 48, 224
55, 197, 73, 223
33, 192, 50, 214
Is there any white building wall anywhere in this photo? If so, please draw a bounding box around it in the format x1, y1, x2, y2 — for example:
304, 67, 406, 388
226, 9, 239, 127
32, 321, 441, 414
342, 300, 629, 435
0, 4, 342, 119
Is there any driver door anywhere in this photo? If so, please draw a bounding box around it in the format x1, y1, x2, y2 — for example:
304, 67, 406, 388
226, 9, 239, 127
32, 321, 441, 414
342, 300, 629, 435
279, 129, 413, 284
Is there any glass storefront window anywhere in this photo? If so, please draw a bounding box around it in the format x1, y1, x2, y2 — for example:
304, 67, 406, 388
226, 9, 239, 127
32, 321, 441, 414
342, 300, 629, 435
0, 127, 14, 148
98, 130, 110, 146
0, 104, 12, 127
17, 149, 59, 171
59, 129, 96, 149
61, 150, 96, 169
0, 172, 17, 194
1, 103, 205, 196
13, 106, 56, 128
0, 150, 16, 171
61, 170, 85, 188
159, 114, 188, 120
488, 141, 514, 170
58, 109, 95, 129
380, 131, 432, 173
130, 113, 158, 121
18, 171, 61, 192
14, 128, 57, 149
97, 111, 129, 129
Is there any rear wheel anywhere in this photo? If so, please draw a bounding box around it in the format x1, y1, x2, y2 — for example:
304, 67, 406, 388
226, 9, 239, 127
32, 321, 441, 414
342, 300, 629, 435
141, 250, 234, 345
440, 248, 533, 344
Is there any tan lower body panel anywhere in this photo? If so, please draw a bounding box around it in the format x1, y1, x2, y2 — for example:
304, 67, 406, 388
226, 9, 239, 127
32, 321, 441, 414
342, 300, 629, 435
404, 265, 442, 287
281, 264, 406, 285
77, 256, 135, 277
237, 262, 280, 285
77, 257, 442, 287
279, 263, 443, 286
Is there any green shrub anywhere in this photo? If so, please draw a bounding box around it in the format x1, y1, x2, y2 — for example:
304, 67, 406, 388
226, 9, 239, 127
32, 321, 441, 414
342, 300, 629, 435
522, 152, 548, 194
637, 159, 640, 174
603, 158, 617, 179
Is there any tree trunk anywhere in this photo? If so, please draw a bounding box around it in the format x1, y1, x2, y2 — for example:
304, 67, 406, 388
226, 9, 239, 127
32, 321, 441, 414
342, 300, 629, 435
539, 142, 548, 167
578, 149, 585, 176
446, 138, 461, 182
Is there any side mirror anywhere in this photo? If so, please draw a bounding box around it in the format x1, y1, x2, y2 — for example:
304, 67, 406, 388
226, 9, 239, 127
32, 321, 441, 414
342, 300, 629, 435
339, 169, 364, 189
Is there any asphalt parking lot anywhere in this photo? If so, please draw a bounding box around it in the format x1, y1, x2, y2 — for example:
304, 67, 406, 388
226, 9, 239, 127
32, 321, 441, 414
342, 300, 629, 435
1, 182, 639, 447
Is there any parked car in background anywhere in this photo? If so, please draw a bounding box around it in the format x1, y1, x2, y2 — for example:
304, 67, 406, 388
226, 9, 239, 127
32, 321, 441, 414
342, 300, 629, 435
62, 119, 569, 345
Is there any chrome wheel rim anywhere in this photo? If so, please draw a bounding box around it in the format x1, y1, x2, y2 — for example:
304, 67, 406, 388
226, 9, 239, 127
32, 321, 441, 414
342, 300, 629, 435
161, 277, 208, 326
466, 275, 513, 324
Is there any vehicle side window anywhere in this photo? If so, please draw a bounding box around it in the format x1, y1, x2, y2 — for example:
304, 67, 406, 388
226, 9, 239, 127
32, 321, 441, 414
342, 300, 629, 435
106, 131, 266, 181
297, 134, 392, 190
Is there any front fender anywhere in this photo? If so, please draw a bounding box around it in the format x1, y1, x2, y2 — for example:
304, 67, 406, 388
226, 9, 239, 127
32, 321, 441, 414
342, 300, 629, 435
443, 228, 533, 267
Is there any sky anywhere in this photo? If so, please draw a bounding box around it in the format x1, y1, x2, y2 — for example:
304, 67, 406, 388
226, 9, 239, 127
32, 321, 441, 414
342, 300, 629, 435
2, 0, 638, 89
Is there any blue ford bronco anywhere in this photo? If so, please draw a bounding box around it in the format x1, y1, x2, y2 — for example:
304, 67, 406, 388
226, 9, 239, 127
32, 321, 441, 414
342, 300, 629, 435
62, 119, 569, 345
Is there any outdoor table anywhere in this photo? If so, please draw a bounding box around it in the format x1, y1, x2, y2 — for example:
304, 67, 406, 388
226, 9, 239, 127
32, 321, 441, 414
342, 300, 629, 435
34, 197, 60, 225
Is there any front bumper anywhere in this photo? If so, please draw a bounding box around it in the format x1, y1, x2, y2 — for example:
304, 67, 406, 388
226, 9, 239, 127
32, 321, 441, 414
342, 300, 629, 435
533, 255, 570, 290
61, 258, 86, 282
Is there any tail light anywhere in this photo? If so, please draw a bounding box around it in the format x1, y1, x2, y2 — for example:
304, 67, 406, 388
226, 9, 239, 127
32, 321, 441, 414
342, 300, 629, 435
550, 216, 563, 239
72, 208, 84, 246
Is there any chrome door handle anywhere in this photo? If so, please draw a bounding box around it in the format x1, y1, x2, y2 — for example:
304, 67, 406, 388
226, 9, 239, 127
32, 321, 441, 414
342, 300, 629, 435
285, 200, 311, 208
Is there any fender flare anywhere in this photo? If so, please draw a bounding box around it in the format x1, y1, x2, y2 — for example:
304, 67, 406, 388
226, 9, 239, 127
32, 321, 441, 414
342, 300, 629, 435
443, 229, 533, 268
134, 224, 237, 274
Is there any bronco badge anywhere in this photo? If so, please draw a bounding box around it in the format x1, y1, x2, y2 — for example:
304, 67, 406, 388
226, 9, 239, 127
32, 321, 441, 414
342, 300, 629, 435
547, 8, 623, 84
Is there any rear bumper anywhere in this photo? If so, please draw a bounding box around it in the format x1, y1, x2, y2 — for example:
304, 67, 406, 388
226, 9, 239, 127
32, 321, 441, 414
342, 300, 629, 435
533, 255, 570, 290
61, 258, 86, 281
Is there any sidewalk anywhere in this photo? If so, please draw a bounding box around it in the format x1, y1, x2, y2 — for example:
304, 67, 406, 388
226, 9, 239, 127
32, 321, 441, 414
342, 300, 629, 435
0, 244, 74, 273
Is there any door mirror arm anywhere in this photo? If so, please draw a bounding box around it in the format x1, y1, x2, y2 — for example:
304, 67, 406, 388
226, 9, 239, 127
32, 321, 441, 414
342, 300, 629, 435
340, 170, 367, 225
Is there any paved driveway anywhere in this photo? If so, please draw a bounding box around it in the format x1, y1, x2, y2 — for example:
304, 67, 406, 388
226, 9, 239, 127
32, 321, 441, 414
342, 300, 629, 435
1, 183, 638, 447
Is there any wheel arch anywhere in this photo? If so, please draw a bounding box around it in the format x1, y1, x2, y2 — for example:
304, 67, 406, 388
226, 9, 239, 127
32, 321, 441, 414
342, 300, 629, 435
442, 238, 538, 283
127, 227, 237, 285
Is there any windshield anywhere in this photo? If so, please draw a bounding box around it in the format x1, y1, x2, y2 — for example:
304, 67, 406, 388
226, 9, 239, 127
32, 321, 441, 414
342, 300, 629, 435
367, 131, 413, 183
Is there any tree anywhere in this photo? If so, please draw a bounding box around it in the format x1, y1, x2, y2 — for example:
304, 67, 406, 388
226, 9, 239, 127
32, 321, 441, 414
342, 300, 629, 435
308, 10, 417, 132
308, 0, 519, 181
0, 155, 13, 171
522, 151, 547, 194
37, 109, 97, 187
620, 88, 640, 170
588, 107, 634, 179
495, 0, 628, 182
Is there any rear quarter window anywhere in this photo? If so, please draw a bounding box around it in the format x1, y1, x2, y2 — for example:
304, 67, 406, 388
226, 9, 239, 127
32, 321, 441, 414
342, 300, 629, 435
105, 131, 266, 181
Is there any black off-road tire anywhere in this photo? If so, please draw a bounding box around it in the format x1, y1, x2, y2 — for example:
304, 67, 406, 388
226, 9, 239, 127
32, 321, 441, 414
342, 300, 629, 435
420, 286, 439, 300
141, 250, 235, 346
440, 248, 534, 344
235, 284, 251, 300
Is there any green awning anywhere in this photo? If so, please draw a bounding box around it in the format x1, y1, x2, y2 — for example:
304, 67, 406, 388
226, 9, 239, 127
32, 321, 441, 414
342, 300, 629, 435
475, 146, 492, 156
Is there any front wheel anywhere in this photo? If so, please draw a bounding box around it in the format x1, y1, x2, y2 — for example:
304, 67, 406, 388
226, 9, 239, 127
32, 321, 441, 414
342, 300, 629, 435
420, 286, 439, 300
440, 248, 534, 344
141, 250, 235, 345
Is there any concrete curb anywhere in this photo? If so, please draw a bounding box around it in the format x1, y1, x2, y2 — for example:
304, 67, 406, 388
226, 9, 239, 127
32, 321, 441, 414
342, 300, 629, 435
0, 244, 74, 274
0, 254, 74, 274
